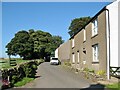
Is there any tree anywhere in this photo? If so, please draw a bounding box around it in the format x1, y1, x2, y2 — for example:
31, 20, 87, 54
6, 29, 64, 60
30, 30, 52, 59
68, 17, 91, 36
6, 30, 33, 59
46, 35, 64, 57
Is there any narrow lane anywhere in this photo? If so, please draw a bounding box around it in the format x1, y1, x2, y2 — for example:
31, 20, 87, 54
27, 62, 91, 88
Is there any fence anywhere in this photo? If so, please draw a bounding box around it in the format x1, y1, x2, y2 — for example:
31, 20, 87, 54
110, 66, 120, 78
9, 60, 17, 66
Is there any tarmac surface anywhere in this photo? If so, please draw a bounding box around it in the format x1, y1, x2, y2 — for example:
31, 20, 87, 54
19, 62, 107, 89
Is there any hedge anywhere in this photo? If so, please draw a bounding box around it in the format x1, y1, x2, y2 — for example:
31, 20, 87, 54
1, 59, 44, 89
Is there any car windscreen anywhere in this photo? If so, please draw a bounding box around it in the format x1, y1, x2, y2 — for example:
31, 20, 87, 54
52, 58, 58, 60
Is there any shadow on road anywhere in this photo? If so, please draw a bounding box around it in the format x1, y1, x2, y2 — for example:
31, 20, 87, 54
80, 83, 109, 90
35, 75, 41, 79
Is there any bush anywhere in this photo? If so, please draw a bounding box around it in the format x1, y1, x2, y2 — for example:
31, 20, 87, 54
96, 70, 105, 76
83, 68, 95, 73
2, 69, 9, 82
83, 68, 89, 72
23, 61, 38, 78
89, 69, 95, 73
64, 61, 71, 66
1, 60, 43, 89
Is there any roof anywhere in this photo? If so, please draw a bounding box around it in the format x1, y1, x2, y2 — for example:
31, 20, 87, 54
69, 6, 107, 39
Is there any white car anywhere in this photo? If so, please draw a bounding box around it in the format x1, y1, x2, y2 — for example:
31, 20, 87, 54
50, 57, 59, 65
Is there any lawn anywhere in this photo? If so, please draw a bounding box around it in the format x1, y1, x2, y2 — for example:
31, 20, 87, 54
0, 59, 30, 69
14, 77, 34, 87
106, 83, 120, 90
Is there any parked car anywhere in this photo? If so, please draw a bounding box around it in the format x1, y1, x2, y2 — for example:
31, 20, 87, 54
50, 57, 60, 65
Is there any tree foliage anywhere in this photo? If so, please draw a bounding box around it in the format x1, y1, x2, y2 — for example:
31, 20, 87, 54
46, 36, 64, 56
68, 17, 91, 37
6, 30, 64, 60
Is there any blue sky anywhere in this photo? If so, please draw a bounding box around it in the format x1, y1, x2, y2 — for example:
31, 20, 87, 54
2, 2, 110, 58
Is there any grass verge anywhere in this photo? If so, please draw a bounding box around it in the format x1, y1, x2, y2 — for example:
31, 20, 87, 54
0, 59, 28, 69
14, 77, 34, 87
106, 83, 120, 90
0, 59, 42, 69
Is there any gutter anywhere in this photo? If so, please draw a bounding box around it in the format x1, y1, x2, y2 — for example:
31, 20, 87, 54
105, 8, 111, 80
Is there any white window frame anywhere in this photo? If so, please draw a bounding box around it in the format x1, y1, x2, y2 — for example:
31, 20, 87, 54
72, 53, 75, 63
72, 39, 75, 48
92, 44, 99, 62
92, 18, 98, 36
83, 29, 86, 41
77, 52, 80, 63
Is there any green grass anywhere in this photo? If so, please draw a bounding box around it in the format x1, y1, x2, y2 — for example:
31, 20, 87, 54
0, 59, 44, 69
0, 81, 2, 87
106, 83, 120, 90
0, 60, 11, 69
14, 77, 34, 87
0, 59, 32, 69
16, 60, 29, 64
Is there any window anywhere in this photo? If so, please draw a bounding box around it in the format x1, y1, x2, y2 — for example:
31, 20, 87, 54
72, 39, 75, 48
92, 44, 99, 62
83, 29, 86, 41
72, 53, 75, 63
77, 52, 80, 63
92, 18, 98, 36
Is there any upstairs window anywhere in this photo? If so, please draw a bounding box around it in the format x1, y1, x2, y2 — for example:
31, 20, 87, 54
72, 39, 75, 48
92, 18, 98, 36
83, 29, 86, 41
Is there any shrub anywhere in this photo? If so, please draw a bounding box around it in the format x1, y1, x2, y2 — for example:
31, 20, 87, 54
83, 68, 95, 73
23, 61, 38, 78
96, 70, 105, 76
2, 69, 9, 81
64, 61, 71, 66
89, 69, 95, 73
83, 68, 89, 72
1, 60, 43, 89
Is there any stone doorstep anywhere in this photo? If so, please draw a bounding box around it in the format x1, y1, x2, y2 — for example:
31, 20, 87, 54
97, 80, 114, 85
97, 77, 119, 85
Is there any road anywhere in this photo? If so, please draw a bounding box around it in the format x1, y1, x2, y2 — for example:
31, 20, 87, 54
21, 62, 105, 89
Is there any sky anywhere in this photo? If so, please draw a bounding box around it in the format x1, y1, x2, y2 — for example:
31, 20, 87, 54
1, 2, 110, 58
